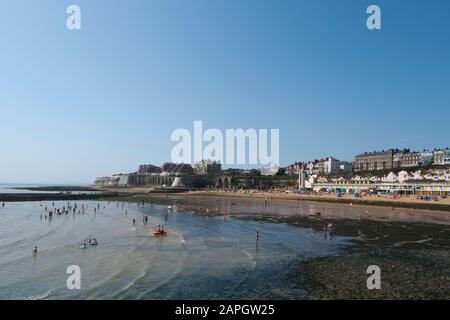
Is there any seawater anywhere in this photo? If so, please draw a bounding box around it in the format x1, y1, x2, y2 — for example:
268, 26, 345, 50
0, 200, 351, 299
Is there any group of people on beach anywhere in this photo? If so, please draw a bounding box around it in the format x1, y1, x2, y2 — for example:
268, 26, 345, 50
33, 201, 103, 255
32, 200, 175, 256
39, 202, 94, 221
30, 197, 340, 257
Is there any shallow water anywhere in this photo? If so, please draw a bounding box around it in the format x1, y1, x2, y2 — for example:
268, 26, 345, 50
0, 201, 351, 299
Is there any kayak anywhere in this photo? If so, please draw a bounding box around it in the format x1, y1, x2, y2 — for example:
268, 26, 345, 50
153, 231, 167, 236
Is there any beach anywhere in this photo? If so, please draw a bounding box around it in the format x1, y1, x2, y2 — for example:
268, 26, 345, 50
99, 188, 450, 225
108, 190, 450, 299
1, 185, 450, 299
94, 186, 450, 211
181, 190, 450, 212
0, 200, 350, 299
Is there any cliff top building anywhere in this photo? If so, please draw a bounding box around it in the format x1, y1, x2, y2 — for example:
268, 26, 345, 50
193, 160, 222, 174
286, 157, 352, 175
260, 165, 282, 176
323, 157, 353, 174
137, 164, 162, 175
399, 151, 421, 168
93, 176, 112, 186
354, 149, 395, 172
162, 162, 194, 175
433, 148, 450, 165
355, 147, 450, 172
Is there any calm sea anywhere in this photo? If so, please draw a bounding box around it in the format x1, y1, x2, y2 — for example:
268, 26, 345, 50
0, 184, 53, 194
0, 200, 351, 299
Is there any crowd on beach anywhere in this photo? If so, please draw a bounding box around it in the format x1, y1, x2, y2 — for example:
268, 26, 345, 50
0, 197, 340, 257
33, 201, 100, 255
28, 200, 175, 256
190, 188, 450, 208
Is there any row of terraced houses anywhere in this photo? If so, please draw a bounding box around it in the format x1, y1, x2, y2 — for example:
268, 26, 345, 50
285, 148, 449, 175
354, 148, 450, 172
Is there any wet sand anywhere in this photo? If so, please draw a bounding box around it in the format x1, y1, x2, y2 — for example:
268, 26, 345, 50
296, 247, 450, 299
116, 192, 450, 225
188, 190, 450, 211
96, 186, 450, 211
114, 192, 450, 299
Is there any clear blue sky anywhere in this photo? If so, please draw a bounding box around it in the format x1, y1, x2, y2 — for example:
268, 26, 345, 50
0, 0, 449, 184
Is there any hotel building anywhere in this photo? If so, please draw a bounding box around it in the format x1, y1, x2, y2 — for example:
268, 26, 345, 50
354, 149, 394, 172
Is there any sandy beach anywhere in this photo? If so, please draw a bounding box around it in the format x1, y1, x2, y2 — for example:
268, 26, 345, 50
94, 186, 450, 211
92, 185, 450, 226
188, 190, 450, 210
1, 184, 450, 299
100, 189, 450, 299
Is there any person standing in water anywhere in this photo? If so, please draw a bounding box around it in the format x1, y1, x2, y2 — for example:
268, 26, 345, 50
32, 246, 38, 255
256, 231, 260, 244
